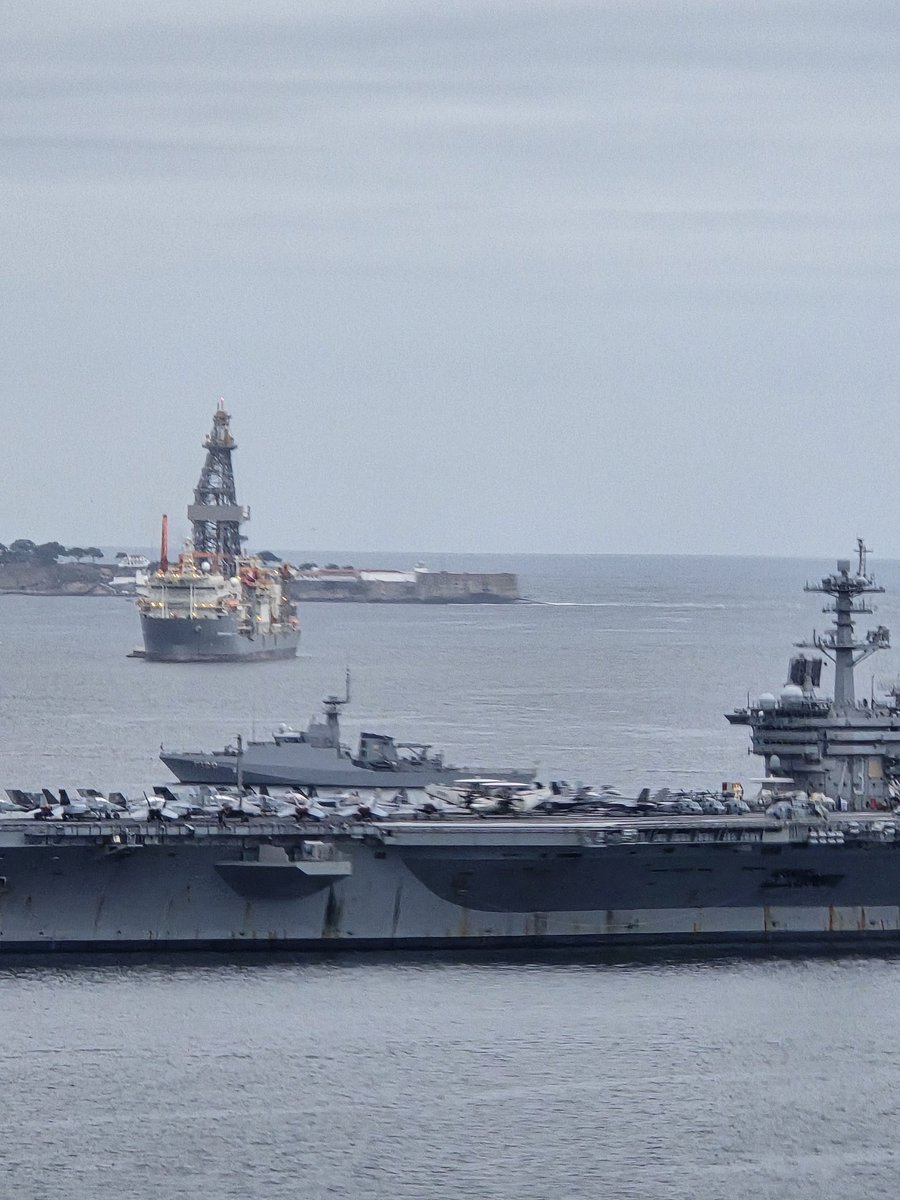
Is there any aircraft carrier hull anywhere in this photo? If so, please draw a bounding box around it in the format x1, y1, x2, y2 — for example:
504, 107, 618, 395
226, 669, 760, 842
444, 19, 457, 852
3, 816, 900, 953
140, 614, 300, 663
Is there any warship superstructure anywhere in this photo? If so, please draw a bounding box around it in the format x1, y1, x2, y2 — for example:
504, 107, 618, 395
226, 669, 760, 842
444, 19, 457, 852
5, 543, 900, 953
137, 403, 300, 662
726, 540, 899, 808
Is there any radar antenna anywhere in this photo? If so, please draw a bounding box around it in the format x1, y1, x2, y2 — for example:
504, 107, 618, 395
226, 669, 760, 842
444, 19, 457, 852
798, 542, 889, 708
856, 537, 871, 578
322, 669, 351, 717
321, 670, 351, 747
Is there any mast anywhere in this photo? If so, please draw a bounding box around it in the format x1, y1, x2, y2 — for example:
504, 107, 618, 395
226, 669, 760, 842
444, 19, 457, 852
799, 538, 889, 708
322, 670, 351, 750
186, 400, 249, 577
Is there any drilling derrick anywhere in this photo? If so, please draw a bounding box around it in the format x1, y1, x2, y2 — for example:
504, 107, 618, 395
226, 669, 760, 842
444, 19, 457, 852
187, 401, 249, 577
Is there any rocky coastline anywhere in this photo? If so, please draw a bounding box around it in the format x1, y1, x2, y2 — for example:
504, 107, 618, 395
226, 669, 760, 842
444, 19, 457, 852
0, 562, 115, 596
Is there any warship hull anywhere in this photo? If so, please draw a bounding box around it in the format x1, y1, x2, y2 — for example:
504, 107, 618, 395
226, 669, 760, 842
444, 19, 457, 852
161, 748, 533, 788
140, 614, 300, 663
4, 815, 900, 953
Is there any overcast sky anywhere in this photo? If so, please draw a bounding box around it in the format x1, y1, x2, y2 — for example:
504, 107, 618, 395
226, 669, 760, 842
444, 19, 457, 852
1, 2, 898, 556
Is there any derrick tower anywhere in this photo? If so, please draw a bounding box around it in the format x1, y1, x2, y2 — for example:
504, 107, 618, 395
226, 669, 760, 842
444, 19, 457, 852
187, 401, 249, 577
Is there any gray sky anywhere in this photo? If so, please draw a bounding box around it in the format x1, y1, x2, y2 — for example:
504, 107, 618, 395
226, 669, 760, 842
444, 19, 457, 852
1, 1, 898, 556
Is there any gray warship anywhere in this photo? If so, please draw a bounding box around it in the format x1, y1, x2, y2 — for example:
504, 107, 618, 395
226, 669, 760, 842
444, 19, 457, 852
5, 542, 900, 953
137, 403, 300, 663
160, 675, 535, 788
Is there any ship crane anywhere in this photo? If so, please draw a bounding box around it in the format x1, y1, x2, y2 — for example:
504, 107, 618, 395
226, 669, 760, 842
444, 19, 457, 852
798, 538, 889, 709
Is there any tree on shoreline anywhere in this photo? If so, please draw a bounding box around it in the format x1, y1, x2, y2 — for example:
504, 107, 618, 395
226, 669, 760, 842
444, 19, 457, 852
0, 540, 108, 566
0, 541, 105, 567
1, 540, 65, 564
35, 542, 67, 564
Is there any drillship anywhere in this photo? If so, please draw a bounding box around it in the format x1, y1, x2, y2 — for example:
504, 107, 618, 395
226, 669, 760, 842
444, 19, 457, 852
160, 674, 534, 788
5, 542, 900, 953
137, 403, 300, 662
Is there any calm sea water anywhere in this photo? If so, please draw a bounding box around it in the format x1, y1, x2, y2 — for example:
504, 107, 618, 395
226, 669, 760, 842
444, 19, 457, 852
2, 552, 900, 1198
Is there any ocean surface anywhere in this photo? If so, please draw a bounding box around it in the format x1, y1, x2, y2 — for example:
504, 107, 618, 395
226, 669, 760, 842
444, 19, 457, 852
3, 551, 900, 1198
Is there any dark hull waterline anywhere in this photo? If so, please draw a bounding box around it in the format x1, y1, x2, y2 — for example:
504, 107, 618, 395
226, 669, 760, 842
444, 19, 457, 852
0, 814, 898, 954
140, 614, 300, 663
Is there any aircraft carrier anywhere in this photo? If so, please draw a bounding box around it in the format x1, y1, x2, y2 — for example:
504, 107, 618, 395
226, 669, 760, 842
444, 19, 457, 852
0, 804, 896, 953
3, 541, 900, 953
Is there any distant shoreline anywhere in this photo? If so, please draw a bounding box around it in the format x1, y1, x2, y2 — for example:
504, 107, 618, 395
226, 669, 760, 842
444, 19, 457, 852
0, 562, 114, 596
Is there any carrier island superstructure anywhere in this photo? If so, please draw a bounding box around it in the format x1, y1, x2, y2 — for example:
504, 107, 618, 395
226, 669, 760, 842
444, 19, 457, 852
7, 542, 900, 953
725, 540, 899, 808
137, 403, 300, 662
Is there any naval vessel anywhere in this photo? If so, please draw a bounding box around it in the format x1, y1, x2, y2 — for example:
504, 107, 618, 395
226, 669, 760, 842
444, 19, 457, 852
160, 675, 534, 788
3, 541, 900, 953
137, 403, 300, 663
